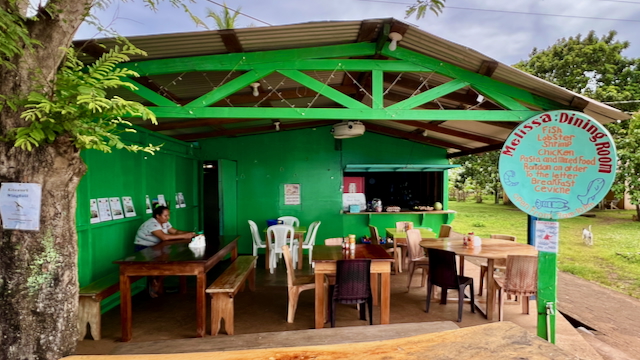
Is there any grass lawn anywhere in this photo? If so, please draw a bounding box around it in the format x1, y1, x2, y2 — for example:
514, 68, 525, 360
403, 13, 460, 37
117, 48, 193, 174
448, 200, 640, 299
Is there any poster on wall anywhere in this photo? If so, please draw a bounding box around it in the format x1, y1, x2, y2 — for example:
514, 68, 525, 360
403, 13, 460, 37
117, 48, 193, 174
178, 192, 186, 208
145, 195, 152, 214
157, 194, 167, 207
284, 184, 301, 205
89, 199, 101, 224
174, 193, 180, 209
122, 196, 136, 217
109, 197, 124, 220
0, 183, 42, 231
97, 198, 112, 221
535, 220, 559, 253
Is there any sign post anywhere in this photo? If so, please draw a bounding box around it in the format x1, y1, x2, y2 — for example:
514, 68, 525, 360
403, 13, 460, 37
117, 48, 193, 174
499, 110, 616, 342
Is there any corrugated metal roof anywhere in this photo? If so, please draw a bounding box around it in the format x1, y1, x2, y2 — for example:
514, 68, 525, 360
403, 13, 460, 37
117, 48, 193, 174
74, 18, 630, 157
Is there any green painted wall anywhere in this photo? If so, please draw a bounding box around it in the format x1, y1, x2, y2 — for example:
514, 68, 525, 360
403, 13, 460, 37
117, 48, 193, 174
198, 125, 451, 254
76, 128, 200, 311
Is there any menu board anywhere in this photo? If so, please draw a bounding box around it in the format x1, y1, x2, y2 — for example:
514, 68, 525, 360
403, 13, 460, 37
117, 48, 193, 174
499, 110, 616, 219
97, 198, 112, 221
109, 197, 124, 220
122, 196, 136, 217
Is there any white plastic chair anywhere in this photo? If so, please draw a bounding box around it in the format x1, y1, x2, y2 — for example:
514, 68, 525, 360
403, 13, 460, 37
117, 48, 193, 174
278, 216, 300, 227
267, 224, 295, 274
248, 220, 267, 256
293, 221, 321, 266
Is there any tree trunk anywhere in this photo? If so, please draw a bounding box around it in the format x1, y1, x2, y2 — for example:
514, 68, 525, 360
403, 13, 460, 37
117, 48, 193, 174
636, 204, 640, 221
1, 1, 92, 358
0, 139, 85, 359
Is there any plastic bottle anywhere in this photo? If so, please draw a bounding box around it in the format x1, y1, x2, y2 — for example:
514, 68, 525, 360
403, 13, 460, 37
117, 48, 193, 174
467, 232, 475, 248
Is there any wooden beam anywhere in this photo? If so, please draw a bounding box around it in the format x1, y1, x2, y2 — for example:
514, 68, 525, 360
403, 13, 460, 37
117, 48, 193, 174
364, 122, 474, 151
391, 120, 502, 145
570, 96, 590, 111
356, 20, 381, 42
480, 121, 519, 130
142, 118, 257, 131
219, 29, 244, 53
447, 143, 504, 158
172, 120, 337, 141
477, 60, 499, 78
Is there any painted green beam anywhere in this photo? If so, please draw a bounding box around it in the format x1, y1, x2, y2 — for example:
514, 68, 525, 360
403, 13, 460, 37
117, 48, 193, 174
472, 84, 531, 111
121, 78, 179, 107
382, 47, 564, 110
184, 69, 273, 110
278, 70, 369, 110
146, 106, 540, 121
387, 79, 470, 110
372, 70, 383, 109
121, 43, 377, 76
251, 59, 433, 72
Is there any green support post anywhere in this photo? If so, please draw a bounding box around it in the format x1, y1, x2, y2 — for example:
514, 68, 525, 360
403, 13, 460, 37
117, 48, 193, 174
536, 219, 557, 343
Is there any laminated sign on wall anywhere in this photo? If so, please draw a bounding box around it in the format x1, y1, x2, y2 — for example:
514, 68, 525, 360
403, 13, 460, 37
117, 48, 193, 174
0, 183, 42, 231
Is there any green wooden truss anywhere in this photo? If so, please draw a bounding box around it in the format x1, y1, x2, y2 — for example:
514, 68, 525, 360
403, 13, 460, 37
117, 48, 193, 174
118, 42, 567, 122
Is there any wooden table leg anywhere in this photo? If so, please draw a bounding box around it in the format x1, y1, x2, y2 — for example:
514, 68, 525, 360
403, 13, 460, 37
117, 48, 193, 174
371, 273, 379, 306
196, 271, 206, 337
459, 255, 465, 275
119, 271, 132, 342
314, 272, 325, 329
297, 234, 304, 270
380, 272, 391, 324
486, 259, 495, 320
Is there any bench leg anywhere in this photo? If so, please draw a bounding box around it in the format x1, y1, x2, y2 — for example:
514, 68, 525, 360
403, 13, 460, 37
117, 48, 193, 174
78, 297, 101, 341
248, 266, 256, 292
211, 293, 234, 336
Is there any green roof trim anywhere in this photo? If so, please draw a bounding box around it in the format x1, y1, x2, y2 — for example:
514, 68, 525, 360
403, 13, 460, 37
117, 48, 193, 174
344, 164, 460, 172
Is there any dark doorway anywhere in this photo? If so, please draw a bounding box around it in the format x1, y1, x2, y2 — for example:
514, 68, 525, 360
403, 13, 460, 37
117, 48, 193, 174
202, 161, 219, 238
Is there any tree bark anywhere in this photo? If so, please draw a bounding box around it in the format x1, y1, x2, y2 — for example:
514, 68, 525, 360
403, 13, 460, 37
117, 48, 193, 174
1, 1, 92, 358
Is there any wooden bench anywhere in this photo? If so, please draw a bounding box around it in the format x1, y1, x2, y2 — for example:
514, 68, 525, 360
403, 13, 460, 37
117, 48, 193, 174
206, 256, 257, 336
78, 273, 142, 340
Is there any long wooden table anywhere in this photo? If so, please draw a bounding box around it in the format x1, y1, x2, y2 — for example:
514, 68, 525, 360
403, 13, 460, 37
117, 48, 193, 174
114, 235, 239, 342
419, 237, 537, 321
312, 244, 394, 329
264, 226, 307, 269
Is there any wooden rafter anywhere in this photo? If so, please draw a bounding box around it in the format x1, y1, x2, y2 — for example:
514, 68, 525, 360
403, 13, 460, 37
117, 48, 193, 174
173, 120, 337, 141
141, 118, 257, 131
447, 143, 504, 158
364, 122, 474, 151
480, 121, 519, 130
391, 120, 502, 145
219, 29, 244, 53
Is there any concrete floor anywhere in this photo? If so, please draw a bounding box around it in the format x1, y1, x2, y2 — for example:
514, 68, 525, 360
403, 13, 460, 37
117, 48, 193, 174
75, 255, 600, 359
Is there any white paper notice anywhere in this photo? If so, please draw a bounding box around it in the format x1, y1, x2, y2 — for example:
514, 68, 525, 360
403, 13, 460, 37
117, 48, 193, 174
109, 197, 125, 220
175, 193, 180, 208
342, 193, 367, 212
97, 198, 112, 221
284, 184, 301, 205
535, 220, 559, 253
89, 199, 101, 224
145, 195, 152, 214
157, 194, 166, 207
0, 183, 42, 231
122, 196, 136, 218
178, 192, 186, 208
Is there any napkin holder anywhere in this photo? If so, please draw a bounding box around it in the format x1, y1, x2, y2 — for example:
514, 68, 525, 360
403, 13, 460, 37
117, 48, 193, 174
189, 234, 206, 248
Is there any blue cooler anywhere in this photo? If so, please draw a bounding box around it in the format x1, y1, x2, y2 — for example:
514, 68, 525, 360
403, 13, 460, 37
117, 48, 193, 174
349, 205, 361, 213
267, 219, 283, 226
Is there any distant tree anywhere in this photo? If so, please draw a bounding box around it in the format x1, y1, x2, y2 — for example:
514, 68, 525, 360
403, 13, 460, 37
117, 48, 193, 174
206, 2, 241, 29
451, 151, 501, 204
607, 117, 640, 220
514, 30, 640, 113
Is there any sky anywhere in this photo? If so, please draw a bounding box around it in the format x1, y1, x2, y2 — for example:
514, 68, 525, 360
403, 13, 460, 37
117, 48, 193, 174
74, 0, 640, 66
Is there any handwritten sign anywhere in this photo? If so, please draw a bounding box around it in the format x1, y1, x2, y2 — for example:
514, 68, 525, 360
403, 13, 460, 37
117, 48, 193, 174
499, 110, 616, 219
535, 220, 559, 253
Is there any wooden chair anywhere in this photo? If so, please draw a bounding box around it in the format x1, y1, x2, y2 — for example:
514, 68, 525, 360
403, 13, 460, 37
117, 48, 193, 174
369, 225, 401, 273
395, 221, 413, 269
478, 234, 517, 295
395, 221, 413, 231
426, 248, 475, 322
439, 224, 452, 238
494, 255, 538, 321
324, 237, 346, 246
282, 245, 325, 323
405, 229, 429, 292
293, 221, 321, 266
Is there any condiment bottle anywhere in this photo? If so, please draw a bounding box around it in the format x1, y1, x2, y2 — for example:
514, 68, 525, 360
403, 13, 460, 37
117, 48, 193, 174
467, 232, 475, 248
